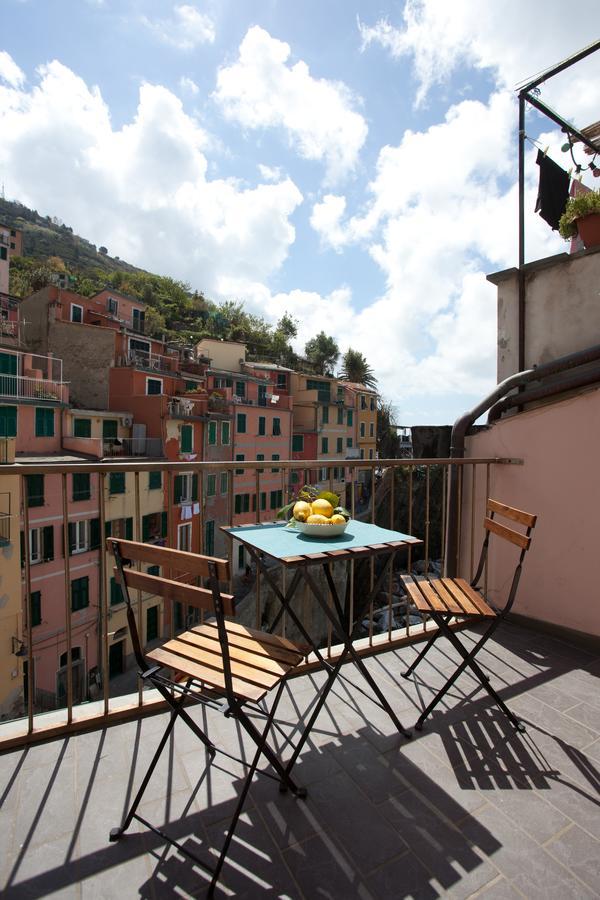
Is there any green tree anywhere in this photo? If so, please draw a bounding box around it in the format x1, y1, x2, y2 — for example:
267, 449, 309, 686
338, 348, 378, 388
304, 331, 339, 376
376, 397, 402, 459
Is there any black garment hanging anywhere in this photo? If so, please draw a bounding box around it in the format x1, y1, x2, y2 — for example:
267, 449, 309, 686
535, 150, 570, 231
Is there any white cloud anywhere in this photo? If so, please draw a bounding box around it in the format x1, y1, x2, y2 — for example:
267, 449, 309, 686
213, 26, 368, 184
140, 4, 215, 50
0, 51, 25, 88
257, 164, 283, 183
310, 194, 349, 251
178, 76, 199, 95
0, 60, 303, 292
359, 0, 600, 121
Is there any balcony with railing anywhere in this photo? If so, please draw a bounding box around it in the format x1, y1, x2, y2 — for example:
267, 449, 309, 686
0, 452, 599, 896
0, 350, 66, 403
118, 349, 179, 375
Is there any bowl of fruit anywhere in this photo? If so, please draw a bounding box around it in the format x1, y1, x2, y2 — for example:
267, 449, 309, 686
278, 487, 351, 538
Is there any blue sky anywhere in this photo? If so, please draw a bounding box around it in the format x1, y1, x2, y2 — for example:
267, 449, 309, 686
1, 0, 598, 424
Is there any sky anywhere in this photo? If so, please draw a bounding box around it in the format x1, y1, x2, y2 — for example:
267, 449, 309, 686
0, 1, 599, 424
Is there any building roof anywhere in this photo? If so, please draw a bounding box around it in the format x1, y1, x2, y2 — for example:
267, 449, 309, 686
244, 361, 294, 372
340, 381, 378, 394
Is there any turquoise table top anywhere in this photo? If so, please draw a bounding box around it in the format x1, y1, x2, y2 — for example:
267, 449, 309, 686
223, 520, 420, 565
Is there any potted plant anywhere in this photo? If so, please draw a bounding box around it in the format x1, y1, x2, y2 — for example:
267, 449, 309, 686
559, 189, 600, 249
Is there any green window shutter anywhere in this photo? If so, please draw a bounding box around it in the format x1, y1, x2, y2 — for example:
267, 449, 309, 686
260, 492, 266, 511
71, 576, 89, 612
174, 475, 183, 503
347, 438, 353, 448
68, 522, 76, 556
337, 407, 344, 424
109, 472, 125, 494
125, 518, 133, 540
235, 454, 244, 475
337, 438, 343, 453
273, 417, 281, 435
270, 491, 276, 509
321, 438, 328, 454
234, 495, 241, 514
256, 453, 264, 473
148, 470, 162, 490
292, 435, 303, 452
105, 520, 112, 539
237, 413, 246, 433
220, 472, 228, 494
0, 406, 18, 438
322, 407, 329, 425
271, 454, 280, 473
207, 474, 216, 496
73, 418, 91, 438
235, 380, 245, 398
148, 565, 160, 576
43, 525, 54, 561
174, 601, 184, 631
347, 410, 353, 426
258, 417, 265, 435
31, 591, 42, 627
142, 514, 150, 542
102, 419, 118, 440
221, 421, 230, 444
205, 521, 214, 556
73, 473, 90, 501
243, 494, 250, 512
181, 424, 193, 453
161, 511, 168, 538
208, 421, 217, 445
35, 408, 54, 437
110, 577, 122, 607
20, 530, 25, 566
26, 475, 44, 508
192, 474, 198, 501
89, 518, 100, 550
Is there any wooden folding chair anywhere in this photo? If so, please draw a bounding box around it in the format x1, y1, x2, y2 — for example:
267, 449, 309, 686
106, 538, 307, 896
401, 499, 537, 732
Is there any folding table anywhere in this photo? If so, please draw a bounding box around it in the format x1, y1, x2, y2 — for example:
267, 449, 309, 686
222, 520, 422, 771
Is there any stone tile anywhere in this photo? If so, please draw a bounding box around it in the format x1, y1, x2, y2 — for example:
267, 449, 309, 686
483, 788, 571, 844
9, 755, 77, 854
367, 849, 442, 899
509, 694, 599, 749
2, 836, 82, 899
541, 776, 600, 840
473, 875, 528, 898
327, 738, 410, 805
546, 823, 600, 894
284, 833, 374, 899
563, 702, 600, 735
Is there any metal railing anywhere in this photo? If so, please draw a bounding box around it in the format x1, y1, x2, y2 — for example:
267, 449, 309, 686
102, 437, 164, 457
0, 455, 518, 748
0, 374, 64, 402
121, 350, 178, 374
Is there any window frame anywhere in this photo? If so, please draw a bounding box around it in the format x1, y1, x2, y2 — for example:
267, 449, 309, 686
70, 303, 83, 323
177, 522, 192, 552
73, 417, 91, 438
220, 421, 230, 445
146, 377, 163, 395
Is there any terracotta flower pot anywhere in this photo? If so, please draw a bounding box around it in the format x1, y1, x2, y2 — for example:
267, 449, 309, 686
576, 212, 600, 249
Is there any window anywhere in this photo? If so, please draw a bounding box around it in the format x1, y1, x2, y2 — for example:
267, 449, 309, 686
258, 416, 266, 435
277, 373, 287, 390
35, 408, 54, 437
69, 520, 89, 554
71, 576, 89, 612
370, 423, 374, 437
26, 475, 44, 508
0, 405, 17, 438
72, 473, 90, 501
336, 438, 343, 453
321, 437, 328, 454
214, 376, 232, 389
105, 517, 133, 540
235, 380, 245, 398
360, 448, 365, 459
147, 606, 159, 642
107, 296, 118, 315
291, 471, 299, 484
256, 453, 264, 473
322, 407, 329, 425
361, 396, 367, 410
370, 397, 375, 411
271, 454, 280, 473
142, 511, 167, 543
273, 417, 281, 436
234, 494, 250, 514
132, 308, 145, 333
148, 565, 160, 576
346, 438, 353, 448
360, 422, 366, 438
220, 472, 228, 494
306, 379, 330, 401
178, 523, 192, 551
260, 492, 266, 511
208, 421, 217, 445
251, 494, 257, 512
235, 454, 245, 475
270, 490, 283, 510
206, 474, 216, 496
238, 545, 245, 570
180, 424, 193, 453
73, 418, 91, 438
258, 384, 267, 406
236, 413, 246, 433
148, 470, 162, 490
292, 434, 304, 452
70, 304, 83, 323
110, 577, 122, 607
205, 520, 215, 556
174, 601, 184, 631
102, 419, 118, 440
347, 410, 353, 427
147, 378, 162, 395
337, 407, 344, 425
369, 449, 374, 459
30, 591, 41, 628
29, 526, 54, 564
221, 421, 230, 444
174, 473, 197, 503
109, 472, 126, 494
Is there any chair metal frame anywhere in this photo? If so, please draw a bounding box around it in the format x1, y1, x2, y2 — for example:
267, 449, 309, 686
402, 499, 537, 732
106, 538, 307, 896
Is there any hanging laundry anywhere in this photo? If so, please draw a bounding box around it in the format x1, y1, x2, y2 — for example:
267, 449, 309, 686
193, 502, 200, 516
535, 150, 570, 230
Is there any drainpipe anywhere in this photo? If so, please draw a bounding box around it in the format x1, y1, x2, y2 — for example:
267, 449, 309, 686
445, 341, 600, 576
488, 363, 600, 422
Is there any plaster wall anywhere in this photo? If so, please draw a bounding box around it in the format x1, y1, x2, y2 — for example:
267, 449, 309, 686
464, 386, 600, 638
197, 339, 246, 372
494, 248, 600, 381
0, 469, 22, 718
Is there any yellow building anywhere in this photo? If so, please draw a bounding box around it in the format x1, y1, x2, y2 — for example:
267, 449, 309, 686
343, 383, 378, 462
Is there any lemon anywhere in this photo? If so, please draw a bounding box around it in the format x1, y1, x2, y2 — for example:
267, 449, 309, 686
293, 500, 312, 520
306, 513, 330, 524
311, 498, 334, 518
330, 514, 346, 525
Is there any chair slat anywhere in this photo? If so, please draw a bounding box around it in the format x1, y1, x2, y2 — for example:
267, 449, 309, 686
423, 577, 465, 615
200, 618, 304, 654
401, 575, 443, 613
196, 621, 303, 666
439, 578, 482, 615
116, 568, 235, 615
147, 646, 266, 702
108, 538, 230, 581
487, 499, 537, 528
161, 637, 280, 689
449, 579, 496, 617
176, 629, 297, 677
484, 517, 531, 550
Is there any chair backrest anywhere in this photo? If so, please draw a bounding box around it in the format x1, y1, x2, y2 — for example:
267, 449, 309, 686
472, 499, 537, 613
107, 538, 233, 670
